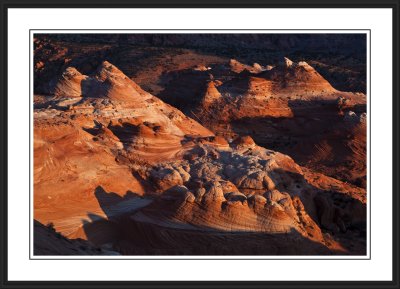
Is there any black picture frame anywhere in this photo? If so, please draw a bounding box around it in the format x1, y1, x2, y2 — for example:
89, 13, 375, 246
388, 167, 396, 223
0, 0, 399, 288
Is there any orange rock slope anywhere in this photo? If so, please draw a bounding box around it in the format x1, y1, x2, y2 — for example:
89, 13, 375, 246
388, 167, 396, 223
160, 57, 367, 187
34, 61, 366, 255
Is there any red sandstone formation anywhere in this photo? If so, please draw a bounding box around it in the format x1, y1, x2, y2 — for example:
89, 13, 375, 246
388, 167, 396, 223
33, 39, 367, 256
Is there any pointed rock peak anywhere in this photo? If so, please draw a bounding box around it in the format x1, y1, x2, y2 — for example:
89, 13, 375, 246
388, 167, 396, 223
52, 67, 87, 98
252, 63, 264, 73
282, 57, 294, 68
297, 61, 310, 67
96, 61, 126, 78
214, 80, 223, 87
206, 80, 220, 92
100, 60, 116, 70
265, 65, 274, 71
203, 81, 222, 106
93, 61, 137, 92
205, 81, 221, 97
81, 61, 148, 102
229, 59, 247, 73
62, 67, 84, 78
297, 61, 314, 71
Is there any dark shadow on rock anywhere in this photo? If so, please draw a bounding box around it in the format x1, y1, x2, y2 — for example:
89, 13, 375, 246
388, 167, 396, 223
229, 98, 366, 187
79, 185, 366, 256
157, 69, 211, 113
107, 122, 140, 151
82, 120, 104, 136
81, 77, 111, 99
81, 212, 121, 247
81, 186, 152, 249
94, 186, 143, 219
33, 219, 107, 256
112, 220, 353, 256
271, 167, 366, 245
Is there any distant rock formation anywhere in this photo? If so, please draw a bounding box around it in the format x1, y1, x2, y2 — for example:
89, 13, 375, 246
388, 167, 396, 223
202, 81, 222, 108
344, 111, 367, 124
229, 59, 248, 73
265, 57, 337, 95
281, 56, 294, 68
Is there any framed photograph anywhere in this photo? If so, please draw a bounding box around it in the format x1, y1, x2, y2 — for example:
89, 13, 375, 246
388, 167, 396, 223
1, 0, 399, 288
